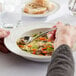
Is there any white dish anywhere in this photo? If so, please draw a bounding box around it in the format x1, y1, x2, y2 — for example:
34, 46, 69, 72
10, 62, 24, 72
22, 1, 60, 17
4, 23, 55, 62
4, 22, 76, 62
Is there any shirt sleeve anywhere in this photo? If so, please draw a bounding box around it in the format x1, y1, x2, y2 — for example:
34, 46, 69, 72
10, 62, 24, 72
46, 44, 74, 76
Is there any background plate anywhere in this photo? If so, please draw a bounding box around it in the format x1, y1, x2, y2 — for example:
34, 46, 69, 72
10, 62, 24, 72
22, 1, 60, 17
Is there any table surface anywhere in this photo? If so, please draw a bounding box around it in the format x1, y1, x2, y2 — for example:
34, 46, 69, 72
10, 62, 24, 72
0, 0, 76, 76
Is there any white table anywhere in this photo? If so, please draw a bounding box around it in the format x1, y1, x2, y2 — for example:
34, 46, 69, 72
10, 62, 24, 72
0, 0, 76, 76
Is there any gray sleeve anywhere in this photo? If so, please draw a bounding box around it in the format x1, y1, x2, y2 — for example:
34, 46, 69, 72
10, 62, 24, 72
46, 44, 74, 76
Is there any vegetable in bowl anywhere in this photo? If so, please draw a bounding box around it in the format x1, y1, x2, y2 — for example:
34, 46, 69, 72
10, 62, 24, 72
17, 31, 55, 56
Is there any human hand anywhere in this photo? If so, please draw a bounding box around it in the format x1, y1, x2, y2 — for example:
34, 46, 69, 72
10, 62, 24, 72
0, 28, 10, 53
54, 22, 76, 49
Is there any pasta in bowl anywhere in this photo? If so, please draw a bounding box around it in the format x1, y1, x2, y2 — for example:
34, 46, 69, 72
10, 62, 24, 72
17, 31, 54, 56
4, 23, 56, 62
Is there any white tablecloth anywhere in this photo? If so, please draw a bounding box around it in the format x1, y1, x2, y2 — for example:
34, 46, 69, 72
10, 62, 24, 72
0, 0, 76, 76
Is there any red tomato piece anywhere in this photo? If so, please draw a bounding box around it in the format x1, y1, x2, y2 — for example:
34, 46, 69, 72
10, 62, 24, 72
42, 51, 48, 54
32, 51, 36, 54
19, 45, 24, 48
27, 45, 32, 47
32, 49, 37, 51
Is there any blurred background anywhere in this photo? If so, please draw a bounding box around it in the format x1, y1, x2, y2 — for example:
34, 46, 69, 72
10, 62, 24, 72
0, 0, 70, 28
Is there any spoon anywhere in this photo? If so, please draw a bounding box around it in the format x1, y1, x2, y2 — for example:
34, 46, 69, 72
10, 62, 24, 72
23, 27, 57, 44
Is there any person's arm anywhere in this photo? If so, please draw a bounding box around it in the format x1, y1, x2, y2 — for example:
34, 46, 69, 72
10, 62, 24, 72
46, 44, 74, 76
46, 22, 76, 76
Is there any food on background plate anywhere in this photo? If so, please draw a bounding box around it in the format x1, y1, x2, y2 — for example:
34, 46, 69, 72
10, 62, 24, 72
17, 25, 56, 56
24, 0, 55, 14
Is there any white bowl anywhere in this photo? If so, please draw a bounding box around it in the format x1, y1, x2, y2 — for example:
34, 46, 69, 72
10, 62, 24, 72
4, 22, 76, 62
4, 23, 56, 62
